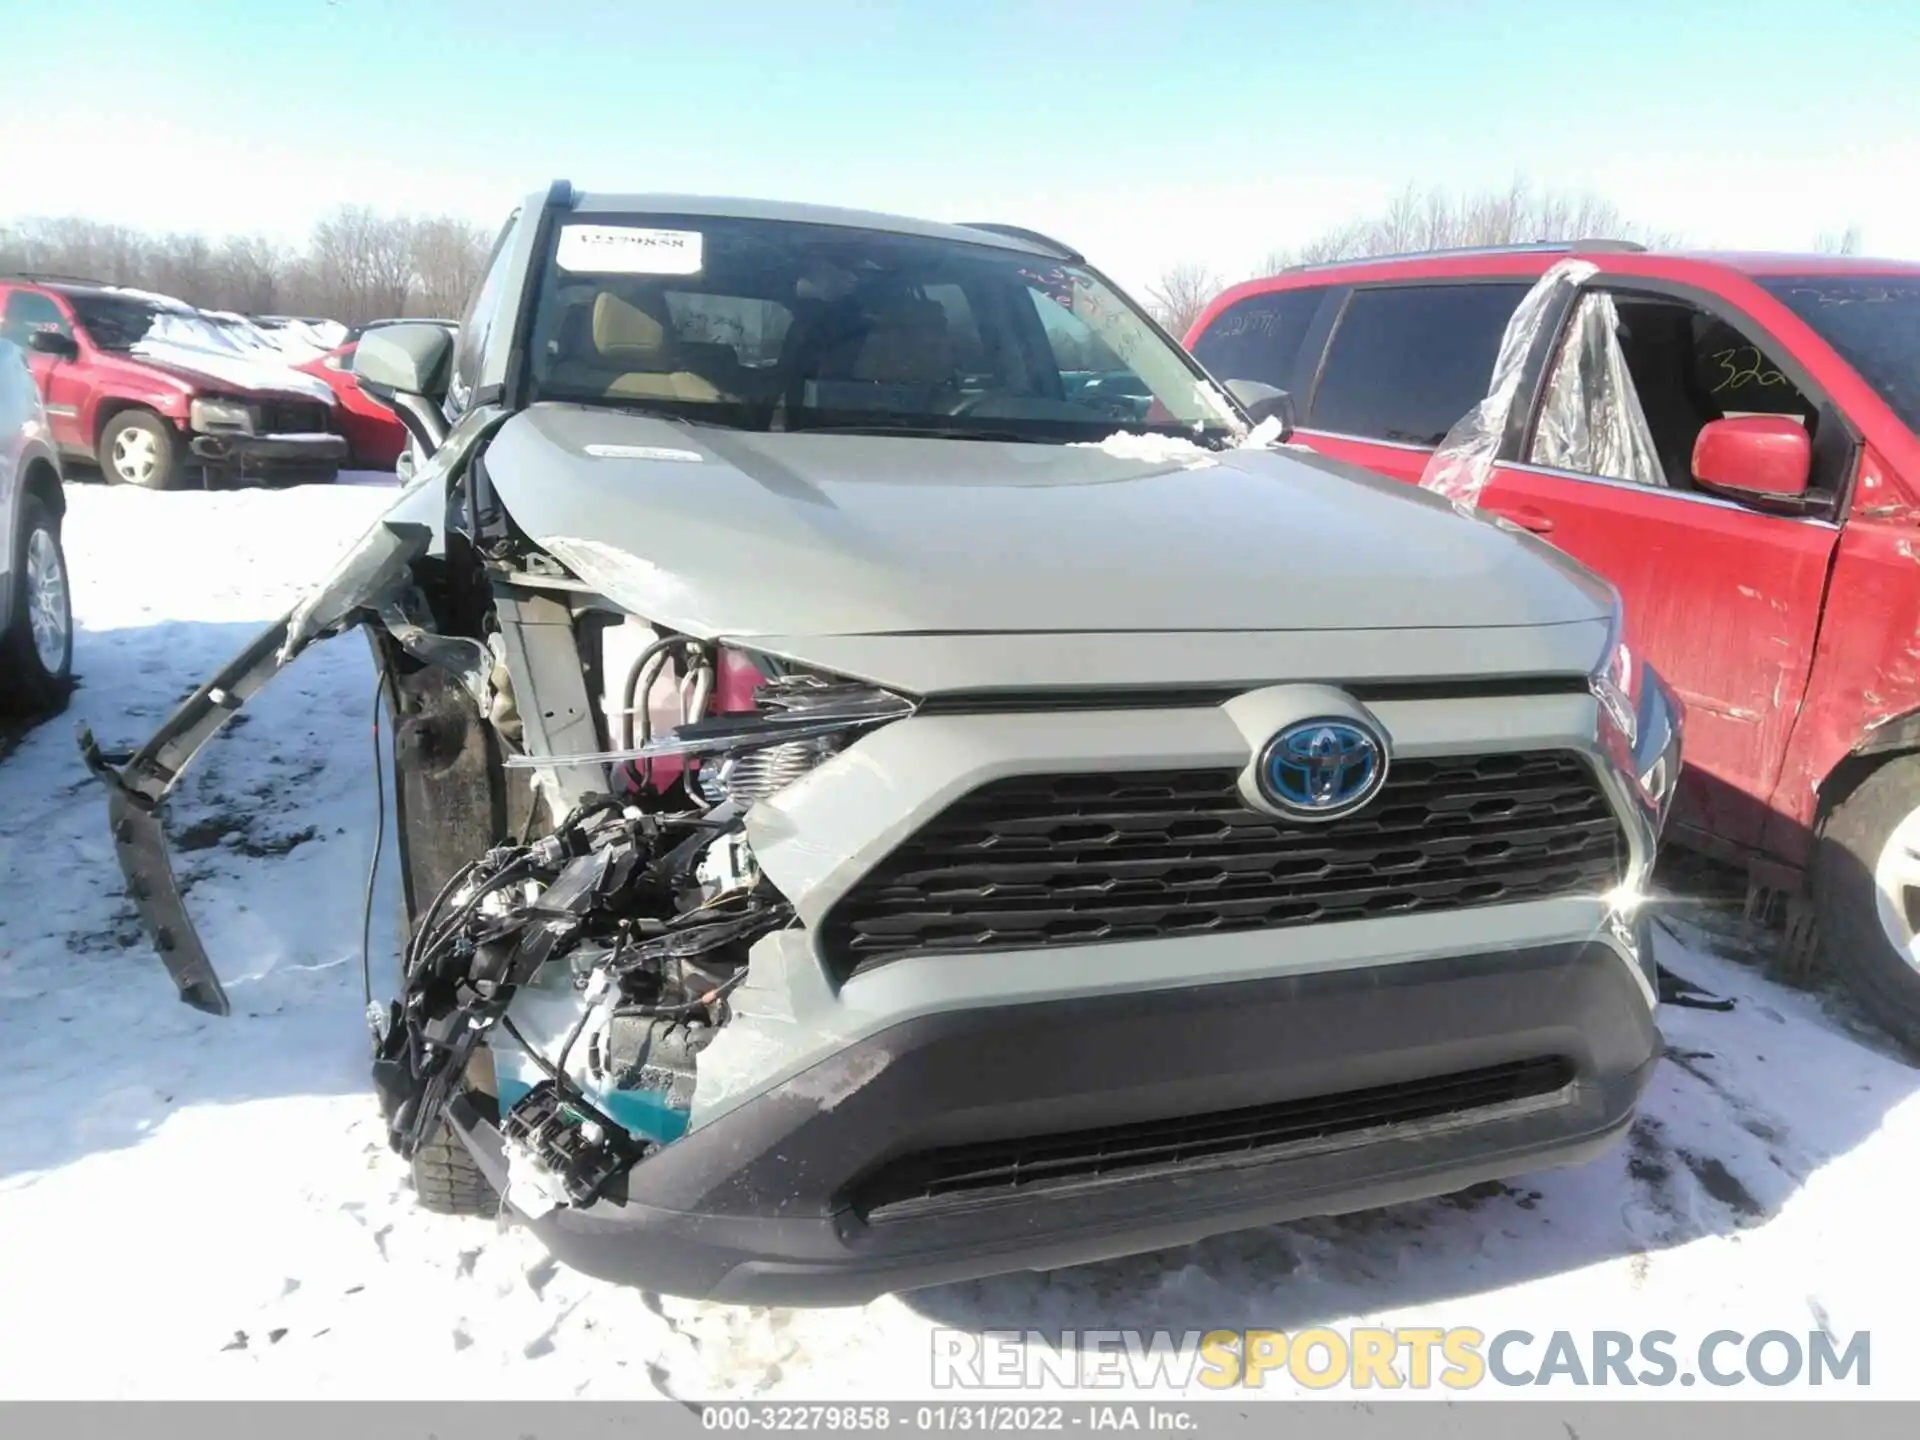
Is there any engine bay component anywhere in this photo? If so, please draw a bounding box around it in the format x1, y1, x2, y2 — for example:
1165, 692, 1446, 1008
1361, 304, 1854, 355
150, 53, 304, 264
503, 668, 914, 773
370, 788, 793, 1206
500, 1079, 644, 1208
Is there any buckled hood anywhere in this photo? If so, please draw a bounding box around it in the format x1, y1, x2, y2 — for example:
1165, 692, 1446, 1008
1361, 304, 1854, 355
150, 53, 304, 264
481, 405, 1617, 641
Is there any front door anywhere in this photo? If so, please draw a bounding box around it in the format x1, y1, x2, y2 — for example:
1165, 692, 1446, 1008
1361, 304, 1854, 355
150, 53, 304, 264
0, 289, 87, 453
1474, 287, 1845, 852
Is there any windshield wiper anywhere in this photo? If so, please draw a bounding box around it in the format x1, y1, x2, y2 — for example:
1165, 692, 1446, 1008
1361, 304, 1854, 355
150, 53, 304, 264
797, 424, 1044, 443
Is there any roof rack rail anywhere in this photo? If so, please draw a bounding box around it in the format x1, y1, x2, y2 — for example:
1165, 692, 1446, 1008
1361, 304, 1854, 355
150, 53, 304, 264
1, 271, 110, 286
958, 222, 1082, 262
1278, 237, 1647, 274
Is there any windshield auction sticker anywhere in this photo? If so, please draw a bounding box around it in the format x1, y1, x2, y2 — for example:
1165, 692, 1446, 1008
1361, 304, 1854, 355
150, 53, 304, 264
556, 224, 704, 275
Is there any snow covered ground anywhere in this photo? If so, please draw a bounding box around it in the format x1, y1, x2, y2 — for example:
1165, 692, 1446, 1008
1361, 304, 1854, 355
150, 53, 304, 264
2, 476, 1918, 1400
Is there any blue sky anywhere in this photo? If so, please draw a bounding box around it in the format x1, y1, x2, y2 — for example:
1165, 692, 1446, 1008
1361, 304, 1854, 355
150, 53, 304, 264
4, 0, 1915, 294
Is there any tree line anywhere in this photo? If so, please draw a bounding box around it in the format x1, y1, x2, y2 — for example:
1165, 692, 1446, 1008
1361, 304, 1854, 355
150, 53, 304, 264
0, 205, 495, 326
3, 183, 1867, 338
1143, 180, 1867, 336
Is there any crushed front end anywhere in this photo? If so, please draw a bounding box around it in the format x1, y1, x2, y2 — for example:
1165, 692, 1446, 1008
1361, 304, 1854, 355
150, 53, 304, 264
81, 451, 1681, 1308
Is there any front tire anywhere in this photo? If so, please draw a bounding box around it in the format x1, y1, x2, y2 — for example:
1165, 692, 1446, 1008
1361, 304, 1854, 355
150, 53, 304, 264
0, 494, 74, 715
99, 410, 184, 490
409, 1119, 498, 1216
1813, 754, 1920, 1050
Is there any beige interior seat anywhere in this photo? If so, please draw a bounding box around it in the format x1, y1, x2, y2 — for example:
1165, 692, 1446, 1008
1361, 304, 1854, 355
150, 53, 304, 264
547, 290, 727, 402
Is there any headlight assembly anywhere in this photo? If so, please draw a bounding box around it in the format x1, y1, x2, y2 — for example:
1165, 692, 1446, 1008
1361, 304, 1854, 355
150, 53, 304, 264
188, 398, 256, 435
1592, 611, 1684, 835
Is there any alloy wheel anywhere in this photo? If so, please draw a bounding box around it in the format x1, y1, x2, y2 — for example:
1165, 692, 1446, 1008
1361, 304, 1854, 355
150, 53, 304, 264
112, 426, 158, 484
1871, 804, 1920, 973
24, 525, 70, 673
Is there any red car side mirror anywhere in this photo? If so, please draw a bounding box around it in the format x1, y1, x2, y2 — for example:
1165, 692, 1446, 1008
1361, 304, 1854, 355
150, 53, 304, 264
1691, 415, 1812, 502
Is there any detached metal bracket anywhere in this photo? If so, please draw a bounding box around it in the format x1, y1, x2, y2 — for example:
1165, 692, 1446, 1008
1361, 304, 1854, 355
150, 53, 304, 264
77, 617, 299, 1017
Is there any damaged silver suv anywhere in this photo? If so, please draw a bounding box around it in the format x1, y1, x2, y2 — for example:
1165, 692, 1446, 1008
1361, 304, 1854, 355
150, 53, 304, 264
85, 183, 1682, 1304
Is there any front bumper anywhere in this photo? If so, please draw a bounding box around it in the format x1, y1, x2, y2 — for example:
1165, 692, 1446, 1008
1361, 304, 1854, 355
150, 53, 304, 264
190, 431, 348, 472
450, 930, 1659, 1305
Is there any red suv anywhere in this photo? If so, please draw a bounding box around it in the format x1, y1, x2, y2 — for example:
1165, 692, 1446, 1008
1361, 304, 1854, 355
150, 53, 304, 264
1188, 244, 1920, 1042
0, 277, 346, 489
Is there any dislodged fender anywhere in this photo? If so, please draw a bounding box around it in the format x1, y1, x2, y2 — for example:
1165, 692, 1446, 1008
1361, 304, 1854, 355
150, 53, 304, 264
79, 518, 435, 1015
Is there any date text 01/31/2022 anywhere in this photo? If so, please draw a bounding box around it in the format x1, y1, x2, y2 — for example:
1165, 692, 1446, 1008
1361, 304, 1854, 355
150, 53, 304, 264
700, 1405, 1198, 1431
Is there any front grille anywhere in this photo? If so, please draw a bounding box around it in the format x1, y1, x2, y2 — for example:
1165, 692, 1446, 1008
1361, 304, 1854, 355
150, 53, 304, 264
256, 400, 330, 434
822, 752, 1624, 977
851, 1056, 1576, 1221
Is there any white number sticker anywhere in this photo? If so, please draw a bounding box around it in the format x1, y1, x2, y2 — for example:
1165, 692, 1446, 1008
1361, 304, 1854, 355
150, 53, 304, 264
555, 224, 704, 276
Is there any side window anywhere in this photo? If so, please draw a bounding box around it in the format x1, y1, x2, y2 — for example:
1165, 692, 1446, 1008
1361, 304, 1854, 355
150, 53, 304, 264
1189, 286, 1324, 392
1, 290, 73, 347
1531, 290, 1826, 495
1310, 283, 1528, 445
446, 214, 520, 414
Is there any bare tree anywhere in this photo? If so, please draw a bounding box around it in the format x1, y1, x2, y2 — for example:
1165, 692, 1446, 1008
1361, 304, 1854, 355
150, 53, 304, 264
305, 206, 417, 323
407, 216, 492, 319
0, 205, 500, 327
147, 231, 218, 308
212, 235, 289, 314
1256, 180, 1680, 276
1146, 262, 1223, 336
0, 216, 152, 285
1816, 224, 1864, 256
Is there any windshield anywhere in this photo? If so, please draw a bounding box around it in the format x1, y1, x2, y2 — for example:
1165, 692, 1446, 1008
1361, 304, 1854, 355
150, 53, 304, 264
66, 290, 249, 355
1760, 275, 1920, 437
526, 214, 1243, 444
66, 292, 167, 351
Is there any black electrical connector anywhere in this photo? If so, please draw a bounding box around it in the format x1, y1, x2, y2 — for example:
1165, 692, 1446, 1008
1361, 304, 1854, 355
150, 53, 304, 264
500, 1079, 643, 1206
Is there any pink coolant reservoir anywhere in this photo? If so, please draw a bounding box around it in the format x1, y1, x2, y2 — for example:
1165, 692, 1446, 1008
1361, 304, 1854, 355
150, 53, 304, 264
620, 646, 764, 797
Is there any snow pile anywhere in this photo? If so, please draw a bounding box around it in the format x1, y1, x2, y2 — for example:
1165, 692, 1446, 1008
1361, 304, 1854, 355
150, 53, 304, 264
0, 476, 1918, 1399
1071, 415, 1288, 466
94, 298, 340, 404
132, 332, 337, 405
1071, 431, 1217, 468
1239, 415, 1289, 449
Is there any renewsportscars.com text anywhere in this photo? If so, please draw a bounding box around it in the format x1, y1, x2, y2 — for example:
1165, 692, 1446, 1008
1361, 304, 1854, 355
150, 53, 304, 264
931, 1327, 1870, 1390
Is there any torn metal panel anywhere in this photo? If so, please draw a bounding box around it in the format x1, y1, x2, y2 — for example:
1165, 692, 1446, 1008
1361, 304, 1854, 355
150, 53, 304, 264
78, 617, 298, 1015
374, 595, 493, 714
78, 500, 450, 1014
282, 519, 433, 662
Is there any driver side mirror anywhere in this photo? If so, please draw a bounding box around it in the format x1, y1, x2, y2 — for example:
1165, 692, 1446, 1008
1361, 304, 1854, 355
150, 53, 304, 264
27, 330, 79, 360
353, 323, 454, 458
1225, 379, 1296, 440
353, 323, 453, 401
1691, 415, 1811, 504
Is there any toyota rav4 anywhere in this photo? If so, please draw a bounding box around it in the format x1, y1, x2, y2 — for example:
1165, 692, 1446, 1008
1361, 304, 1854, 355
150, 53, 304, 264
85, 185, 1681, 1304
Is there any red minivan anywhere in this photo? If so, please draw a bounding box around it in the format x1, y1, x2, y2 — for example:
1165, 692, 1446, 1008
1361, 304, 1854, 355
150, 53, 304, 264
1188, 244, 1920, 1043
